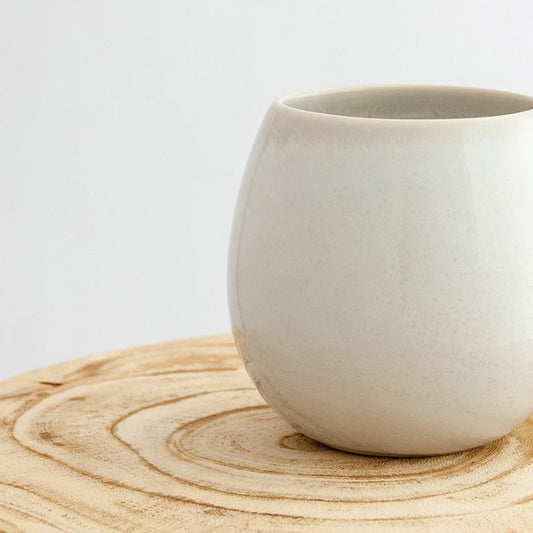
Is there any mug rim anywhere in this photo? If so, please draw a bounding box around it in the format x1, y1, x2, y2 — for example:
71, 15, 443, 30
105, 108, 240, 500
277, 84, 533, 123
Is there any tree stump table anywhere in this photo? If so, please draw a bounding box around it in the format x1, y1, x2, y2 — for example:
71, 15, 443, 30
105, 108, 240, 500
1, 334, 533, 532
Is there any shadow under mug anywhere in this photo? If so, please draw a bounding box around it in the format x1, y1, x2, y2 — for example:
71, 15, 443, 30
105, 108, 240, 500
228, 85, 533, 456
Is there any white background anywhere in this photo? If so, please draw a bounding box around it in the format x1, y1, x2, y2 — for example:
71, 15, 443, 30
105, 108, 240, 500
1, 0, 532, 379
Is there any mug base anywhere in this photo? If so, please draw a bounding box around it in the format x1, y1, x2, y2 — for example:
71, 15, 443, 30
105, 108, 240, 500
316, 438, 484, 458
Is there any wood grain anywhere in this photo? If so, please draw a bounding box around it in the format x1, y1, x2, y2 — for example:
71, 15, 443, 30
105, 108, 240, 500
1, 334, 533, 532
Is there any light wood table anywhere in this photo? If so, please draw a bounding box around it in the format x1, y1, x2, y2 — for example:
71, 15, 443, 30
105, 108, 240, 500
1, 334, 532, 532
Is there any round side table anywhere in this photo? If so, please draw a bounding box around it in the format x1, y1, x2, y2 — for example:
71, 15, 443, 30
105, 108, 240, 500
1, 334, 532, 532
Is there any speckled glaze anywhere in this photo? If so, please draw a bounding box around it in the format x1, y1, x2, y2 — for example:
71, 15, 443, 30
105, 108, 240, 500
228, 85, 533, 456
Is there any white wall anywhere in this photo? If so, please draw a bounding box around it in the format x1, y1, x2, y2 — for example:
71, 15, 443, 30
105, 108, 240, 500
1, 0, 532, 379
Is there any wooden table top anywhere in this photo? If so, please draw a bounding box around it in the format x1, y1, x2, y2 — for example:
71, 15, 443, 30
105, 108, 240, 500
1, 334, 532, 532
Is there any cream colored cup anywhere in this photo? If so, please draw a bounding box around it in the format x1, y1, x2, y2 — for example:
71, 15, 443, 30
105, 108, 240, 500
228, 85, 533, 456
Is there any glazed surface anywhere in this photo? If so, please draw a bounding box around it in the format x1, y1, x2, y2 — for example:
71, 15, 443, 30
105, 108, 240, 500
228, 88, 533, 455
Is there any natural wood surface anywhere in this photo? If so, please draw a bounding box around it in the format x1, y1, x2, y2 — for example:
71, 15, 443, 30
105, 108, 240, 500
1, 335, 533, 532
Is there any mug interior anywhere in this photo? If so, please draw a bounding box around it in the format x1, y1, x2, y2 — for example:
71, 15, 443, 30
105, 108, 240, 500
281, 86, 533, 120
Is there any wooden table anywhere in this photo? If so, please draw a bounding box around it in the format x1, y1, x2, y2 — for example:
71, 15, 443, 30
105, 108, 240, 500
1, 334, 532, 532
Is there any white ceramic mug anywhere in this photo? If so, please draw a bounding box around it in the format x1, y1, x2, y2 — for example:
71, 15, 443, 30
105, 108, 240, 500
228, 85, 533, 456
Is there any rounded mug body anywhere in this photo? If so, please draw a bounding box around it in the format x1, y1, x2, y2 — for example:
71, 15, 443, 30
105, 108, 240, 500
228, 86, 533, 455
